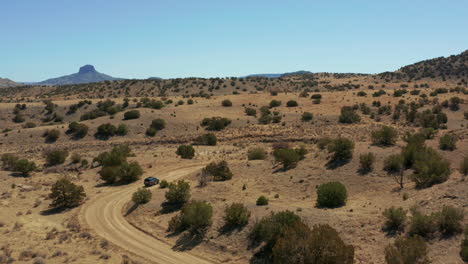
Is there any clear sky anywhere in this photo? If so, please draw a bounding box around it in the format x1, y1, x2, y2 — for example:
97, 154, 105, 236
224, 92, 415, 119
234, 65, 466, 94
1, 0, 467, 81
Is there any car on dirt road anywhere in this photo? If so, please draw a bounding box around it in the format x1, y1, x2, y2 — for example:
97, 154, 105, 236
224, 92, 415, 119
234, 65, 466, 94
144, 177, 159, 187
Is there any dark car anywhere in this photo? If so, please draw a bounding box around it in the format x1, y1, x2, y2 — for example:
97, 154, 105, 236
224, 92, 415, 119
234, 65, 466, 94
144, 177, 159, 187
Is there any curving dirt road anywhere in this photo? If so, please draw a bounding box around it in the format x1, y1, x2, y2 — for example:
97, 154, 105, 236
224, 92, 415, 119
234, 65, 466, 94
81, 165, 213, 264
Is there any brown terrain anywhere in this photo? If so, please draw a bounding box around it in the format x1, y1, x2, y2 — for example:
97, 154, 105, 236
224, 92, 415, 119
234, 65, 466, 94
0, 51, 467, 264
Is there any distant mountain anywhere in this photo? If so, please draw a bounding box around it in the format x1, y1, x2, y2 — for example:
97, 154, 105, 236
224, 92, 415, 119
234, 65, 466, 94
37, 65, 123, 85
0, 77, 20, 88
245, 70, 312, 78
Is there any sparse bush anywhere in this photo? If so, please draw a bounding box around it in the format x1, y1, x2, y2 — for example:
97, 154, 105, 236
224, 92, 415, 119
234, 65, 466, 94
67, 122, 88, 139
95, 145, 131, 167
317, 137, 332, 150
145, 127, 157, 137
118, 161, 143, 184
203, 161, 233, 181
71, 153, 81, 164
221, 99, 232, 107
316, 181, 347, 208
168, 200, 212, 234
123, 110, 140, 120
116, 124, 129, 136
12, 114, 25, 123
383, 207, 407, 233
1, 153, 19, 170
247, 147, 267, 160
14, 159, 37, 176
273, 148, 301, 170
438, 206, 464, 236
269, 100, 281, 108
439, 134, 457, 151
159, 180, 168, 188
194, 133, 217, 146
176, 145, 195, 159
256, 195, 269, 206
286, 100, 298, 107
359, 152, 375, 172
45, 129, 60, 143
461, 228, 468, 262
45, 149, 69, 166
150, 118, 166, 130
245, 107, 257, 116
384, 236, 429, 264
49, 178, 86, 208
224, 203, 251, 227
95, 123, 117, 139
339, 106, 360, 123
384, 154, 403, 174
200, 117, 231, 131
408, 210, 438, 239
372, 126, 398, 146
132, 188, 152, 204
460, 156, 468, 176
165, 180, 190, 205
250, 210, 301, 249
301, 112, 313, 122
327, 137, 354, 162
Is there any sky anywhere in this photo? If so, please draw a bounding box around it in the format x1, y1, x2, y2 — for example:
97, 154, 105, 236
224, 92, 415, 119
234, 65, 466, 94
1, 0, 467, 81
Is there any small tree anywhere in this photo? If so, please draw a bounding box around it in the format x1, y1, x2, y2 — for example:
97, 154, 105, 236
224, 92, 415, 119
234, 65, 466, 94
328, 137, 354, 162
359, 152, 375, 173
165, 180, 190, 205
372, 126, 398, 146
49, 179, 86, 208
316, 181, 347, 208
132, 188, 152, 204
14, 159, 37, 176
224, 203, 251, 227
439, 134, 457, 151
382, 207, 407, 233
384, 236, 429, 264
176, 145, 195, 159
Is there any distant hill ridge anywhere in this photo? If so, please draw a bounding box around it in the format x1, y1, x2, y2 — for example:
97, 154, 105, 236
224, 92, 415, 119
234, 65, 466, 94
37, 65, 122, 85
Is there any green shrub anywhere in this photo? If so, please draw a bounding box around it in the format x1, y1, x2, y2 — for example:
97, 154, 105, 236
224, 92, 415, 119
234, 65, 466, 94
1, 153, 19, 170
150, 118, 166, 130
165, 180, 190, 205
419, 128, 436, 139
123, 110, 140, 120
339, 106, 361, 123
327, 137, 354, 162
116, 124, 129, 136
411, 147, 450, 188
176, 145, 195, 159
200, 117, 231, 131
286, 100, 298, 107
316, 181, 347, 208
269, 100, 281, 108
45, 129, 60, 143
12, 114, 25, 123
95, 123, 117, 139
408, 210, 438, 239
14, 159, 37, 176
132, 188, 152, 204
118, 161, 143, 184
372, 126, 398, 146
49, 178, 86, 208
145, 127, 157, 137
359, 152, 375, 172
202, 161, 233, 181
250, 210, 301, 249
384, 236, 429, 264
461, 156, 468, 176
45, 149, 69, 166
245, 107, 257, 116
384, 154, 403, 174
272, 223, 354, 264
221, 99, 232, 107
256, 195, 269, 206
311, 94, 322, 99
159, 180, 169, 188
168, 200, 213, 234
438, 206, 464, 236
273, 148, 301, 170
439, 134, 457, 151
382, 207, 407, 233
99, 166, 119, 184
67, 122, 88, 139
194, 133, 217, 146
187, 99, 194, 105
224, 203, 251, 227
95, 145, 131, 167
301, 112, 313, 122
247, 147, 267, 160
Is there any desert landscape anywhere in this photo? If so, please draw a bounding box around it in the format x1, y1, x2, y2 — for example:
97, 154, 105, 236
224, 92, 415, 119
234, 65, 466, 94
0, 50, 467, 264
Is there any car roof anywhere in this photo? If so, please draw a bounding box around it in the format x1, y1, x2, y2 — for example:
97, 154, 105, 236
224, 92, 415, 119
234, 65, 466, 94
145, 177, 157, 180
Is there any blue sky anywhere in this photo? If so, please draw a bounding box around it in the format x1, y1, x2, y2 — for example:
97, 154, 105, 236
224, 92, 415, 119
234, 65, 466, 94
1, 0, 467, 81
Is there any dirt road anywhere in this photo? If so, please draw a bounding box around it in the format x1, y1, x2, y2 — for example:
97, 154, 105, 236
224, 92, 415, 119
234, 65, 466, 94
81, 165, 213, 264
